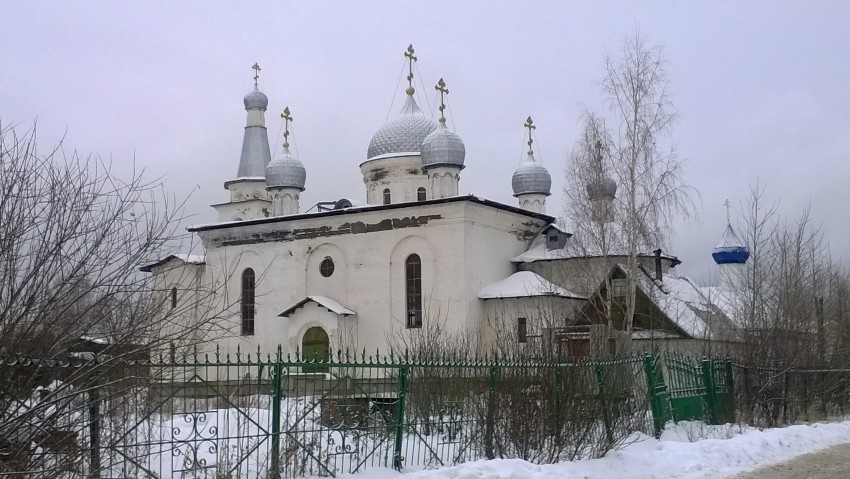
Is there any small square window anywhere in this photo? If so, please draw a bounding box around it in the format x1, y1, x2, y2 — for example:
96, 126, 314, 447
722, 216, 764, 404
611, 278, 627, 297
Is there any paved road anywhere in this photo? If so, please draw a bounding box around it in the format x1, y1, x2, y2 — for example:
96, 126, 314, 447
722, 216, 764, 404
731, 443, 850, 479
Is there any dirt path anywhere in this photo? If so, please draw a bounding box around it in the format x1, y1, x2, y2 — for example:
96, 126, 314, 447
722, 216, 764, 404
731, 443, 850, 479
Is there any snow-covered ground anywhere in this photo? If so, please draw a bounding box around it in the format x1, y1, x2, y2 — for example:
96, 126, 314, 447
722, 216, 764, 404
337, 420, 850, 479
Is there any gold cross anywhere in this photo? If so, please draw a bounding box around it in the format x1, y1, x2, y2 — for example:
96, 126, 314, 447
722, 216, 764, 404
404, 44, 417, 95
524, 116, 536, 155
281, 107, 293, 148
435, 78, 449, 124
594, 140, 605, 172
252, 63, 261, 88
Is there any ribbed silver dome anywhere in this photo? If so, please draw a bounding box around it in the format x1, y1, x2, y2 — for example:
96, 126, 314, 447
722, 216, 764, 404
244, 88, 269, 110
587, 176, 617, 201
367, 95, 438, 159
512, 153, 552, 196
421, 124, 466, 169
265, 147, 306, 190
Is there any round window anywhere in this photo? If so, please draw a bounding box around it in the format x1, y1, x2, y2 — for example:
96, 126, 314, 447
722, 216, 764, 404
320, 257, 335, 277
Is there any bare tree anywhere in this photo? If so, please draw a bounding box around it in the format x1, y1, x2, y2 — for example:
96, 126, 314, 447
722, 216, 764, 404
602, 33, 698, 333
0, 122, 230, 476
563, 34, 696, 336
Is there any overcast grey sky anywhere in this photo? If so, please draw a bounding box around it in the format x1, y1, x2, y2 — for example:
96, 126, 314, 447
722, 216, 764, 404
3, 1, 849, 281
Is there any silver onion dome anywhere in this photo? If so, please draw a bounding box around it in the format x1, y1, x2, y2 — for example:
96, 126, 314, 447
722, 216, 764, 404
421, 124, 466, 169
587, 176, 617, 201
265, 147, 306, 190
244, 88, 269, 110
367, 95, 438, 159
512, 153, 552, 197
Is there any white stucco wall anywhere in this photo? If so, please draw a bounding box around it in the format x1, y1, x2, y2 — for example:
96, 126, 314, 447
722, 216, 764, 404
179, 198, 550, 357
360, 155, 429, 205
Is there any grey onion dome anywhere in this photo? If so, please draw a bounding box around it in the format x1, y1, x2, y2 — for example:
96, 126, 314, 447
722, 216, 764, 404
265, 147, 306, 191
421, 124, 466, 169
244, 88, 269, 110
367, 95, 439, 159
586, 176, 617, 201
512, 153, 552, 197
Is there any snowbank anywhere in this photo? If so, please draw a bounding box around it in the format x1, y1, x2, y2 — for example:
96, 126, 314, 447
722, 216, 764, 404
342, 421, 850, 479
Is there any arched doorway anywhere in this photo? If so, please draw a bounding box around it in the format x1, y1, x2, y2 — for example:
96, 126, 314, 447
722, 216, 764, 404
302, 326, 330, 373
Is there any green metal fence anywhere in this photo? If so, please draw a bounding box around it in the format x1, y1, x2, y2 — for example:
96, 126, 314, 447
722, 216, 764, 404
3, 350, 850, 478
0, 351, 653, 478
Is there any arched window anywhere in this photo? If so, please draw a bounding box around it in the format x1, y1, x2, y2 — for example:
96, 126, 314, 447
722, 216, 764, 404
405, 254, 422, 328
417, 187, 426, 201
241, 268, 255, 335
383, 188, 391, 205
171, 287, 177, 309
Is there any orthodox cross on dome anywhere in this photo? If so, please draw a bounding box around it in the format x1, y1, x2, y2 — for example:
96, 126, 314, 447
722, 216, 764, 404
252, 63, 261, 88
524, 116, 536, 155
281, 107, 293, 148
435, 78, 449, 124
594, 139, 604, 170
724, 198, 731, 225
404, 44, 417, 95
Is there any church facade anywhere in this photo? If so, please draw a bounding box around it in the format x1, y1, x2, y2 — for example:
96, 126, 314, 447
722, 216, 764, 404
143, 51, 744, 360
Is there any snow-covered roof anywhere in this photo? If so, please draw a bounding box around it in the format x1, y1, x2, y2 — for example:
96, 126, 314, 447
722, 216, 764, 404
278, 295, 356, 317
631, 329, 684, 340
632, 266, 739, 341
479, 271, 585, 300
140, 253, 206, 272
511, 228, 680, 266
511, 234, 572, 262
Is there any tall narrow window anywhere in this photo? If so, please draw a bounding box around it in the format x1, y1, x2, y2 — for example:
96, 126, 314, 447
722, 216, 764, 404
517, 317, 528, 343
171, 287, 177, 309
417, 187, 426, 201
241, 268, 255, 335
405, 254, 422, 328
383, 188, 391, 205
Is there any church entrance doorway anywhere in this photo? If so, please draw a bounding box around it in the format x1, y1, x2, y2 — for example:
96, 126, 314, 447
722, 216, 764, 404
302, 326, 329, 373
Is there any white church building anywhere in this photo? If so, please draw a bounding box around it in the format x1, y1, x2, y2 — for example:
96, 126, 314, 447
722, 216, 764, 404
142, 51, 746, 360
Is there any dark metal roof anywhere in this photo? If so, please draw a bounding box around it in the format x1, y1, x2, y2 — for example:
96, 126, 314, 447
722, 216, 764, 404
188, 195, 554, 233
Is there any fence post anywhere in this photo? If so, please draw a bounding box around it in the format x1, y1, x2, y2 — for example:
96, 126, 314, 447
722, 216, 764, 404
782, 370, 790, 424
270, 353, 283, 479
802, 372, 810, 421
484, 365, 500, 460
553, 367, 563, 435
701, 358, 717, 424
88, 382, 101, 479
643, 354, 670, 437
743, 365, 752, 422
393, 365, 409, 471
595, 364, 614, 445
726, 360, 735, 423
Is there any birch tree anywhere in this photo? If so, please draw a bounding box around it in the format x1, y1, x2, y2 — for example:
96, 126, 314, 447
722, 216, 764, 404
565, 33, 696, 332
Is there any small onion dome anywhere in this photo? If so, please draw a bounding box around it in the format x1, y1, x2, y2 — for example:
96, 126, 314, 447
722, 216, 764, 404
586, 176, 617, 201
367, 95, 438, 159
244, 88, 269, 110
265, 147, 306, 191
421, 123, 466, 169
712, 224, 750, 264
512, 153, 552, 197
